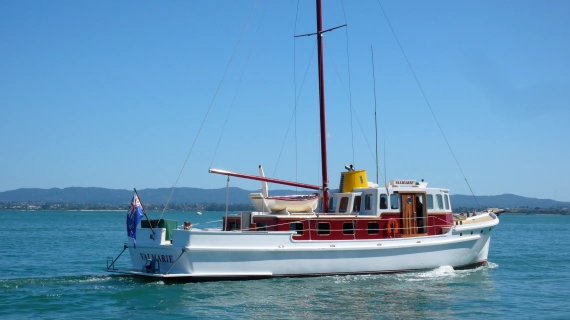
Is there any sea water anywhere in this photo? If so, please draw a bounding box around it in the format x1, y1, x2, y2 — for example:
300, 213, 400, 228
0, 211, 569, 319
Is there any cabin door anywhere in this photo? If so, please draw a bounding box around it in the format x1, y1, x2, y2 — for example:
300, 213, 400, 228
400, 193, 417, 235
399, 193, 426, 235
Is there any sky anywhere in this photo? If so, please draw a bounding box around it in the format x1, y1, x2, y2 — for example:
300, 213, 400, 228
1, 0, 569, 201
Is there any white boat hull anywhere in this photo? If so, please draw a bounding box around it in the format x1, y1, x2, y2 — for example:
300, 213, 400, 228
109, 215, 498, 280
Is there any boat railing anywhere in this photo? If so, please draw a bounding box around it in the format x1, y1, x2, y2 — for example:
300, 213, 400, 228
232, 216, 455, 236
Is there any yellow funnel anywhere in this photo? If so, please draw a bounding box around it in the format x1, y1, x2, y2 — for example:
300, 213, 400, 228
339, 170, 368, 193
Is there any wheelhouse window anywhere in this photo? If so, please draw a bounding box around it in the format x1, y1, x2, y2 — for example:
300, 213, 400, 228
290, 222, 304, 235
436, 194, 443, 210
339, 197, 349, 213
329, 197, 338, 212
379, 194, 388, 209
343, 222, 355, 235
317, 222, 330, 235
364, 194, 373, 210
444, 194, 451, 210
353, 195, 361, 212
367, 222, 380, 234
427, 195, 434, 209
390, 194, 400, 209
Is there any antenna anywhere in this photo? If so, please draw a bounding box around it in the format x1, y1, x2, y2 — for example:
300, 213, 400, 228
371, 46, 379, 185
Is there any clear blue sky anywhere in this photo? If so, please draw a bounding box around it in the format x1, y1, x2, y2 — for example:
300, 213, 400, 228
1, 0, 569, 201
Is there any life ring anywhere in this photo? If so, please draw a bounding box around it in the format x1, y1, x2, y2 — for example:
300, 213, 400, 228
386, 218, 400, 238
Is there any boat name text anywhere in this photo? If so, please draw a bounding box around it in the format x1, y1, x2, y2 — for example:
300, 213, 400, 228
140, 253, 174, 263
393, 180, 415, 185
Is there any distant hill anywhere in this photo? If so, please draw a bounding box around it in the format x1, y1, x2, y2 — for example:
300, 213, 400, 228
1, 187, 569, 208
450, 193, 570, 208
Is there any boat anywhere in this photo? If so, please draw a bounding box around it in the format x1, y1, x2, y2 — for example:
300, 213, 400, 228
248, 165, 320, 214
106, 0, 499, 281
196, 211, 202, 215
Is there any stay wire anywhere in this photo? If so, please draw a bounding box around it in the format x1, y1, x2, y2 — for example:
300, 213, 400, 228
376, 0, 480, 208
158, 0, 260, 220
371, 46, 381, 186
340, 0, 355, 165
209, 0, 269, 168
324, 44, 385, 183
271, 40, 318, 181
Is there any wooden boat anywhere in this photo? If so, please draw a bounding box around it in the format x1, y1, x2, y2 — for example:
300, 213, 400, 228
107, 0, 499, 281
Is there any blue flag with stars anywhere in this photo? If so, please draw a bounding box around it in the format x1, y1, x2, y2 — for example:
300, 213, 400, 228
127, 192, 145, 248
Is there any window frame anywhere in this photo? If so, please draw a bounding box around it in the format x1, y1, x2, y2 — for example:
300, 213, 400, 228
436, 194, 443, 210
342, 222, 355, 235
390, 194, 400, 209
427, 194, 434, 209
338, 197, 349, 213
367, 222, 380, 235
379, 194, 388, 209
364, 194, 373, 210
290, 222, 304, 235
317, 222, 331, 235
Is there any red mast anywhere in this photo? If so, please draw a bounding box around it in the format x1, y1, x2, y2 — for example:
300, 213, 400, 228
316, 0, 329, 212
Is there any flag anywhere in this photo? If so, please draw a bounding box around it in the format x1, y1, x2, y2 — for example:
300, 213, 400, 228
127, 192, 145, 248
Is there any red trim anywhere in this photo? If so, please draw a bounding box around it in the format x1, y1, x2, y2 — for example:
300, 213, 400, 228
209, 168, 321, 190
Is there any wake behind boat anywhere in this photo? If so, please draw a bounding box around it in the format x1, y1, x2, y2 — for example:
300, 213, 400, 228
106, 0, 499, 281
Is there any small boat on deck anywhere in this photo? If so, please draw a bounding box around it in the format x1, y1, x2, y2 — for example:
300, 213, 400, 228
248, 165, 320, 214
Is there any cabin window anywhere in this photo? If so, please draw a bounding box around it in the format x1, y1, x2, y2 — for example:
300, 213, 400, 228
228, 221, 238, 231
343, 222, 355, 235
365, 194, 373, 210
444, 194, 451, 210
317, 222, 330, 235
290, 222, 304, 235
257, 222, 268, 231
353, 196, 361, 212
339, 197, 349, 213
427, 195, 434, 209
379, 194, 388, 209
436, 194, 443, 210
390, 194, 400, 209
367, 222, 380, 234
329, 197, 338, 212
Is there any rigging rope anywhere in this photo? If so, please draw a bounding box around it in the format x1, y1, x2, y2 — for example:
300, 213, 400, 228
323, 44, 386, 184
158, 0, 261, 220
376, 0, 480, 208
294, 0, 301, 191
340, 0, 355, 165
209, 0, 269, 168
271, 40, 318, 182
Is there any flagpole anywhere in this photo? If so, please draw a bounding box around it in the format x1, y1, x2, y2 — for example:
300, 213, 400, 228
134, 188, 155, 236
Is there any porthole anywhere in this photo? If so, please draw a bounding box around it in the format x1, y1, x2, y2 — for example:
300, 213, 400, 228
460, 233, 462, 236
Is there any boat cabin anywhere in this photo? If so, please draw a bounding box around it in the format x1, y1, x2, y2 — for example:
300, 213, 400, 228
222, 170, 454, 241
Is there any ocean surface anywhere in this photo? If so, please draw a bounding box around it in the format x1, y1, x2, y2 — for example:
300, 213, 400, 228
0, 210, 569, 319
